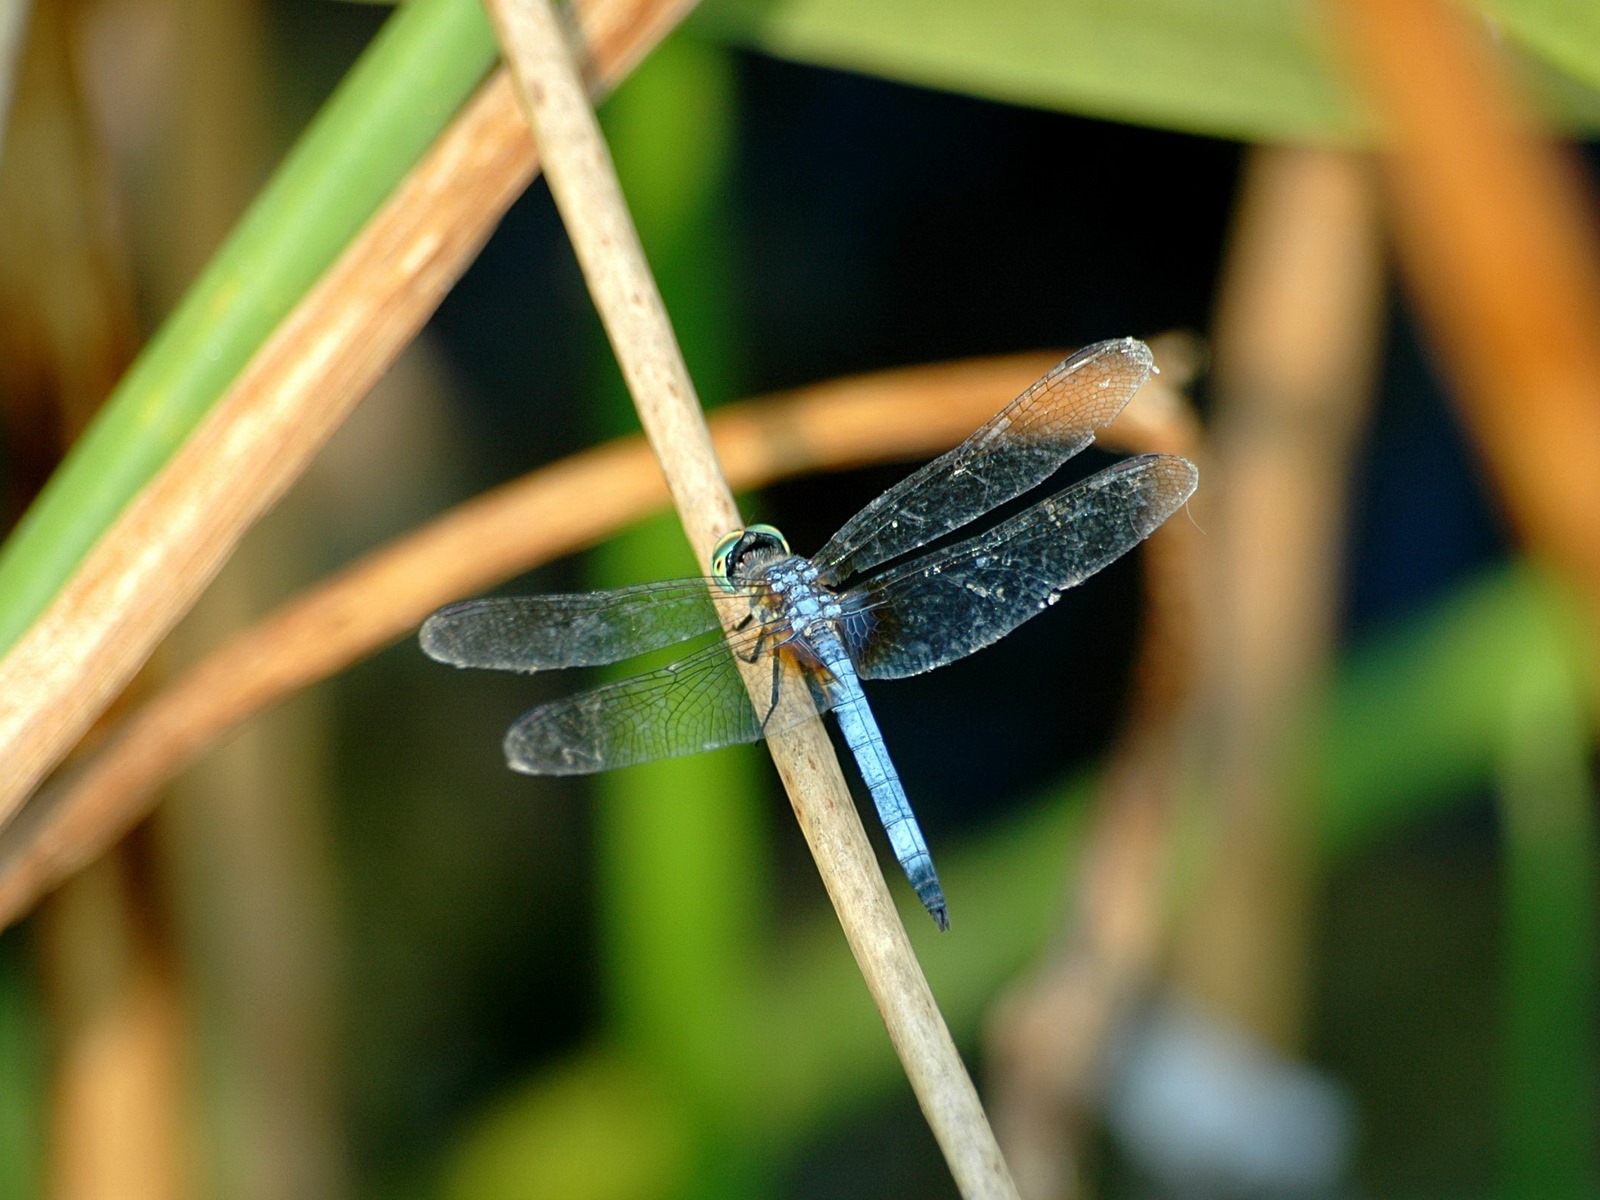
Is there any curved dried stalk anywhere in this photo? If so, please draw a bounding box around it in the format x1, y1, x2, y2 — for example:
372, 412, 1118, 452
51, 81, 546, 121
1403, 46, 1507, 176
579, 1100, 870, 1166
1334, 0, 1600, 611
985, 338, 1206, 1200
987, 148, 1384, 1199
483, 0, 1018, 1191
1174, 146, 1383, 1045
2, 352, 1189, 926
0, 0, 694, 825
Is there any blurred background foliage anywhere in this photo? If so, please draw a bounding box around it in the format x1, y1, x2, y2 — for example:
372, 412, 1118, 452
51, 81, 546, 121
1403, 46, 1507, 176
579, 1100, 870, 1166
0, 0, 1597, 1198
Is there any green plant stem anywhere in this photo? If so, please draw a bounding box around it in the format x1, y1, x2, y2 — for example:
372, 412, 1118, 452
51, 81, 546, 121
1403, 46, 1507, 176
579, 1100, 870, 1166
1495, 582, 1599, 1199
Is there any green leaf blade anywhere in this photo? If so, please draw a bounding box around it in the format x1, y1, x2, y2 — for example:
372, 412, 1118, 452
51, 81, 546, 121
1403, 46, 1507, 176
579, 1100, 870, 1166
698, 0, 1365, 143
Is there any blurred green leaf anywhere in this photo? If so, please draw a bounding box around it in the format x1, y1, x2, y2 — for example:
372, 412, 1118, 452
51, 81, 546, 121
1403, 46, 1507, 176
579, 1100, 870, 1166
697, 0, 1363, 142
445, 789, 1086, 1200
1495, 583, 1599, 1199
441, 1054, 693, 1200
1315, 564, 1567, 859
696, 0, 1600, 143
0, 942, 42, 1200
590, 35, 769, 1199
1487, 0, 1600, 93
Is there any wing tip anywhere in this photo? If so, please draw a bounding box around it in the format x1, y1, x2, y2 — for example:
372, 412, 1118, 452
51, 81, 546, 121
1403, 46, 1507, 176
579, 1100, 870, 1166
505, 705, 615, 776
418, 606, 493, 669
417, 611, 457, 665
1146, 454, 1200, 532
1069, 335, 1155, 376
1141, 452, 1200, 514
1166, 452, 1200, 497
1051, 337, 1157, 430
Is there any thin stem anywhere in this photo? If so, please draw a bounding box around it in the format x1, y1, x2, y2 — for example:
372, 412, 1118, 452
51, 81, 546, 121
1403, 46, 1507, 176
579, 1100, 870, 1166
985, 339, 1204, 1199
481, 0, 1018, 1193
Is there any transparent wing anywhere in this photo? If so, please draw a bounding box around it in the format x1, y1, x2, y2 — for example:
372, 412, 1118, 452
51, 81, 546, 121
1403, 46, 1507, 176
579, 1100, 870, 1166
420, 578, 748, 672
504, 629, 834, 774
854, 454, 1197, 680
814, 338, 1155, 583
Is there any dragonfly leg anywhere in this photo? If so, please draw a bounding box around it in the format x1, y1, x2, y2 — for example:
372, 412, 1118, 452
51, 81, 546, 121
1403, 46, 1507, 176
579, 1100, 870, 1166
732, 615, 761, 665
730, 621, 793, 731
728, 621, 785, 728
736, 622, 768, 666
760, 650, 782, 731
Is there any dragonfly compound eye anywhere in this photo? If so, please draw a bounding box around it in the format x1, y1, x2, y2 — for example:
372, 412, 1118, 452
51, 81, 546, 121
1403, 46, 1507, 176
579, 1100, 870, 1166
709, 525, 791, 591
710, 530, 745, 592
744, 524, 790, 555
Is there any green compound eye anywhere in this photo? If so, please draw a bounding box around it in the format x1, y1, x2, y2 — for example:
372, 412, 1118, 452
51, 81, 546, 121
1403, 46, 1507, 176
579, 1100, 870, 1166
745, 524, 789, 551
710, 530, 744, 592
709, 525, 790, 592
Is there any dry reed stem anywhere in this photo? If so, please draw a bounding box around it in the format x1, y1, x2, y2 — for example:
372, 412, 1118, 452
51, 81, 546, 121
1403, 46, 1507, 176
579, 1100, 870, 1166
1172, 146, 1384, 1051
1333, 0, 1600, 610
0, 354, 1195, 928
985, 339, 1206, 1200
989, 148, 1385, 1200
0, 0, 28, 169
40, 855, 190, 1199
483, 0, 1016, 1192
0, 0, 695, 814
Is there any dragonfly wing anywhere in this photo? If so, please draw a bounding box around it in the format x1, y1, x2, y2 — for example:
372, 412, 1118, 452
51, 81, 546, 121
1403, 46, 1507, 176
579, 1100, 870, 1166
505, 630, 835, 774
855, 454, 1197, 680
420, 579, 734, 672
814, 339, 1154, 582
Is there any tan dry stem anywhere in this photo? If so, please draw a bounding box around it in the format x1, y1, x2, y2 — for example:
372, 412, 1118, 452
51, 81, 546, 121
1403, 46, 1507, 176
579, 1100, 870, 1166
40, 854, 192, 1200
1176, 145, 1383, 1052
481, 0, 1018, 1192
0, 0, 28, 170
988, 147, 1384, 1200
985, 340, 1206, 1200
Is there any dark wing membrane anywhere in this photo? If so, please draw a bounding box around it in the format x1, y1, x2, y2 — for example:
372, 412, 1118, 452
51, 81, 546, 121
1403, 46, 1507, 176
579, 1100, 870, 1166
419, 579, 737, 672
504, 630, 834, 775
813, 338, 1154, 582
854, 454, 1197, 681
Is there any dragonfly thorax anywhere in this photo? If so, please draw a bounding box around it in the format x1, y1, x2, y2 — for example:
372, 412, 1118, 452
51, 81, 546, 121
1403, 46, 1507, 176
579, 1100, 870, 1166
755, 556, 854, 643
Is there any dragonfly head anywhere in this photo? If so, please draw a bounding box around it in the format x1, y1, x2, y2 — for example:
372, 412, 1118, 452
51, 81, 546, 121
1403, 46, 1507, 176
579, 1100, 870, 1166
710, 524, 790, 591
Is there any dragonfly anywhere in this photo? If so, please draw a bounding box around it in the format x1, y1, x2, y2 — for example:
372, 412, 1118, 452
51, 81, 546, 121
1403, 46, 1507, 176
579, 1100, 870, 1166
421, 338, 1197, 929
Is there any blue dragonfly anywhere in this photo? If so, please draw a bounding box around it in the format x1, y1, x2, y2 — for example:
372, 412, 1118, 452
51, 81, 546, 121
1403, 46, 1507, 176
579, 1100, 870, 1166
421, 338, 1197, 929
